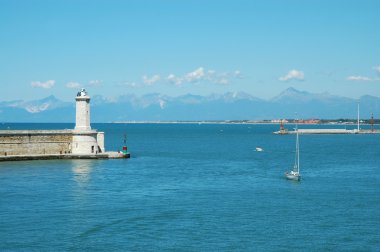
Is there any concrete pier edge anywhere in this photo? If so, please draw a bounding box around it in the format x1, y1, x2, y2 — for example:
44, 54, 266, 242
0, 152, 129, 162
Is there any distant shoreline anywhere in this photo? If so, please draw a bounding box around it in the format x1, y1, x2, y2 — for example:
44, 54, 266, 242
110, 120, 380, 125
1, 120, 379, 125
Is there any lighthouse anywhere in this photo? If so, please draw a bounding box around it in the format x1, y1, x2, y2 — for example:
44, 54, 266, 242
75, 88, 91, 131
72, 88, 104, 155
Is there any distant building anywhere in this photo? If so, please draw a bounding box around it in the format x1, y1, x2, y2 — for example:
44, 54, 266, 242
271, 119, 289, 123
297, 119, 320, 124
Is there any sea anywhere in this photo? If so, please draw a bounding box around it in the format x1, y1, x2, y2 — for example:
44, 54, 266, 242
0, 123, 379, 251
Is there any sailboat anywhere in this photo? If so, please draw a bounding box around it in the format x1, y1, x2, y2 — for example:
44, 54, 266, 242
285, 123, 301, 181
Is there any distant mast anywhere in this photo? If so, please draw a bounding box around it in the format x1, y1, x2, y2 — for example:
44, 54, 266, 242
280, 119, 284, 131
357, 102, 360, 132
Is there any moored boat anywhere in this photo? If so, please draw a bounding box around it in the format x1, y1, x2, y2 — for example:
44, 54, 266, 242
285, 122, 301, 181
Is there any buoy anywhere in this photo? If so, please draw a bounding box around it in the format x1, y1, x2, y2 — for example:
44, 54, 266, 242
121, 134, 130, 158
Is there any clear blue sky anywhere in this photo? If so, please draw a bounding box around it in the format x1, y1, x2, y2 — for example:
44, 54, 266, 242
1, 0, 379, 101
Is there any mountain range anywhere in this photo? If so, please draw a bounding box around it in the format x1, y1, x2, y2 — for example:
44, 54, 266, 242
1, 88, 379, 122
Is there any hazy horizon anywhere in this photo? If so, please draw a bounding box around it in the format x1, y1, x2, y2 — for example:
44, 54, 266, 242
1, 86, 380, 104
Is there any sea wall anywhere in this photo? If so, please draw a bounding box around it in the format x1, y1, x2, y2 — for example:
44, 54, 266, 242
0, 130, 73, 156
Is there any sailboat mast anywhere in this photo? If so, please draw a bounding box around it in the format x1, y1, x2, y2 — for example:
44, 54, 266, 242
294, 117, 299, 173
296, 125, 300, 173
357, 102, 360, 131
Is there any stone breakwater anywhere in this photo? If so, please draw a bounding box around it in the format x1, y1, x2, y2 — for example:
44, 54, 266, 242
0, 130, 127, 161
0, 130, 73, 156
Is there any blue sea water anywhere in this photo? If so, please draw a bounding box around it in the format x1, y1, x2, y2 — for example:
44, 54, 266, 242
0, 123, 379, 251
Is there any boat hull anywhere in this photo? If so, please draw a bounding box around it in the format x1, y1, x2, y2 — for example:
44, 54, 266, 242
285, 172, 301, 181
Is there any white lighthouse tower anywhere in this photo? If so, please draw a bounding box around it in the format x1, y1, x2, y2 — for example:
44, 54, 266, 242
75, 88, 91, 131
72, 88, 104, 155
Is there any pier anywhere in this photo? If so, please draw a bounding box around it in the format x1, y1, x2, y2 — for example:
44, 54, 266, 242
273, 129, 380, 135
0, 152, 129, 162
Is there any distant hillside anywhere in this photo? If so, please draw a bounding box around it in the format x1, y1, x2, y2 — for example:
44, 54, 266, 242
1, 88, 379, 122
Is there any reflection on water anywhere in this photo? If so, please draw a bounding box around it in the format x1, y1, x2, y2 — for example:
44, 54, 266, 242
71, 160, 94, 188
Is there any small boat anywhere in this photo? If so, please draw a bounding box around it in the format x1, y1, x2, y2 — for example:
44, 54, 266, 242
285, 123, 301, 181
255, 147, 264, 152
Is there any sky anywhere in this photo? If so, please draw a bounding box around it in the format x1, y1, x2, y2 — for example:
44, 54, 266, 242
1, 0, 380, 102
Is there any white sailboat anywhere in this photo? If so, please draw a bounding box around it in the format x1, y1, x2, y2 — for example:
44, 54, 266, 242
285, 123, 301, 181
